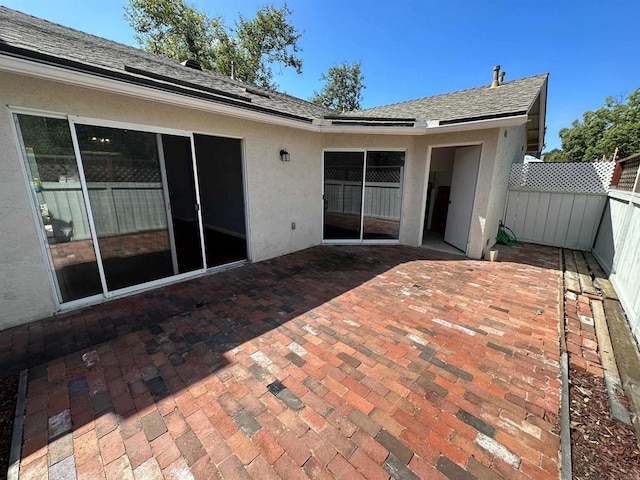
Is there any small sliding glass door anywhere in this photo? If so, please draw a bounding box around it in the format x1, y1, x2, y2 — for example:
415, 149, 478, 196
323, 150, 405, 242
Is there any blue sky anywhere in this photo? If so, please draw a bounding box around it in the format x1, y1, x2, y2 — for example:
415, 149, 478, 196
4, 0, 639, 151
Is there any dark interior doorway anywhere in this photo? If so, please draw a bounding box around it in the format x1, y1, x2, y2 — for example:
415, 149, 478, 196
193, 134, 247, 268
162, 134, 204, 274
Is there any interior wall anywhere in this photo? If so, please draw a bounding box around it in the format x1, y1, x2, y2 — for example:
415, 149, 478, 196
426, 148, 455, 230
194, 135, 245, 237
163, 135, 197, 223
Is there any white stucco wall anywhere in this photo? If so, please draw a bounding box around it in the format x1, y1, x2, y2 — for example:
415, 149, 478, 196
0, 71, 520, 329
484, 125, 526, 256
0, 72, 323, 328
0, 100, 58, 328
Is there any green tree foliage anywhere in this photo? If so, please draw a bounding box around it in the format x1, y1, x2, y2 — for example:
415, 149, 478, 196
311, 61, 365, 112
125, 0, 303, 88
558, 88, 640, 161
542, 148, 567, 163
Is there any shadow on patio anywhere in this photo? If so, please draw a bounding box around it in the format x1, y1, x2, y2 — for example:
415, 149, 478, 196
7, 244, 562, 480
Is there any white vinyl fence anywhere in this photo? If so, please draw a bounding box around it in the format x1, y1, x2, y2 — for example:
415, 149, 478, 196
503, 162, 616, 250
592, 155, 640, 342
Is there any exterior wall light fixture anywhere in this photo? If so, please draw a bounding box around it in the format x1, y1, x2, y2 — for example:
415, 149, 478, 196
280, 149, 290, 162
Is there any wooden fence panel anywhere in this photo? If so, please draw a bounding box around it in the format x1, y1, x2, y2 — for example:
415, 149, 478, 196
503, 162, 615, 251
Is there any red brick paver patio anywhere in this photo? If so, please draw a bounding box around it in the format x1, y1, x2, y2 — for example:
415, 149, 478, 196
12, 244, 562, 480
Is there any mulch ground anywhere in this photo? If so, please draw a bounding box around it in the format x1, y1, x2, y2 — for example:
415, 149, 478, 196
570, 368, 640, 479
0, 374, 18, 480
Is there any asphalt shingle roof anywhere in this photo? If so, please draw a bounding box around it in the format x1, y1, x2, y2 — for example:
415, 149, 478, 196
0, 6, 335, 121
0, 6, 547, 126
352, 73, 548, 124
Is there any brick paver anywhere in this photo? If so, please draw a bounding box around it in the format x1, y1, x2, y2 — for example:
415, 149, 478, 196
7, 244, 562, 479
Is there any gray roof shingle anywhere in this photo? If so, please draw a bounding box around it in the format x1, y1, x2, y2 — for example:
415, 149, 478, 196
0, 6, 547, 126
352, 73, 548, 123
0, 6, 335, 121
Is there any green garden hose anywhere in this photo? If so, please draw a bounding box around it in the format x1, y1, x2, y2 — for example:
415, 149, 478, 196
497, 221, 522, 246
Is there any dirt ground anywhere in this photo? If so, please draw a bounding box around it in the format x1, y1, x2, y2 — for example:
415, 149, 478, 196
0, 374, 18, 480
570, 368, 640, 479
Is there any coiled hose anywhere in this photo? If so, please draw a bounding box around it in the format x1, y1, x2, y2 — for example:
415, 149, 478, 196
497, 221, 522, 246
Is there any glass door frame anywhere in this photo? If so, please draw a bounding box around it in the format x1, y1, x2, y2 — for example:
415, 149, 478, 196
322, 148, 406, 245
11, 107, 245, 311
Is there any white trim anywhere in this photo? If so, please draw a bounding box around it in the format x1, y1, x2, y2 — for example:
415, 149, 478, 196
70, 115, 192, 137
321, 148, 407, 243
2, 57, 529, 136
239, 138, 252, 262
188, 134, 209, 271
67, 116, 110, 297
420, 142, 485, 253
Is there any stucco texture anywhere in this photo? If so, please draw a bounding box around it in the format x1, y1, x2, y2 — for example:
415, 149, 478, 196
0, 72, 521, 328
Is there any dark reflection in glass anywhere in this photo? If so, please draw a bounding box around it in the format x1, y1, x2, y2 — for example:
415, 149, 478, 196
363, 151, 405, 240
323, 152, 364, 240
75, 125, 173, 291
15, 114, 103, 302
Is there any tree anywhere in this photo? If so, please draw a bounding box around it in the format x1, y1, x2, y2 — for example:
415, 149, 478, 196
311, 61, 365, 112
542, 148, 567, 163
556, 88, 640, 161
125, 0, 303, 88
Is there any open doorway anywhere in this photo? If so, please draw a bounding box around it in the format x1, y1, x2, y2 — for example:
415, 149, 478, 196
193, 134, 247, 268
422, 145, 481, 255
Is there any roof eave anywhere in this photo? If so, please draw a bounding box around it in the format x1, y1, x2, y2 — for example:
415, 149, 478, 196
0, 53, 320, 131
0, 53, 529, 136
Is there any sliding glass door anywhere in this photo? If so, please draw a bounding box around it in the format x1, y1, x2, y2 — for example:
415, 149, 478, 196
323, 150, 405, 242
14, 113, 247, 307
74, 124, 175, 291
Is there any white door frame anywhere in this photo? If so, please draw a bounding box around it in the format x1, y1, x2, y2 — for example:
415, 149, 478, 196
322, 148, 407, 244
420, 142, 484, 254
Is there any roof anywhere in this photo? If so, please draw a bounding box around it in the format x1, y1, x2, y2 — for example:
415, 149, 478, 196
351, 73, 548, 124
0, 6, 334, 122
0, 6, 547, 135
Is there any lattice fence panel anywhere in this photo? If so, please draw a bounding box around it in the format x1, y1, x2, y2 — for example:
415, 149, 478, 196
509, 162, 615, 194
617, 157, 640, 192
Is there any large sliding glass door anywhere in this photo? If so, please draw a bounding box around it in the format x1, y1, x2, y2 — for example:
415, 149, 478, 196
14, 113, 247, 308
323, 150, 405, 242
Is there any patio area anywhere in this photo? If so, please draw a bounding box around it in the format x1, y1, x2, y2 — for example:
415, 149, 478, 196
8, 244, 562, 480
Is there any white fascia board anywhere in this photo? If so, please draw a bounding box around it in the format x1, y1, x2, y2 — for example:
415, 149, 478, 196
0, 55, 319, 132
1, 55, 529, 136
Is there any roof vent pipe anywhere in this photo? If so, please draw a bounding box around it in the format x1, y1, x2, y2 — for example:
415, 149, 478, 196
490, 65, 500, 88
499, 71, 505, 84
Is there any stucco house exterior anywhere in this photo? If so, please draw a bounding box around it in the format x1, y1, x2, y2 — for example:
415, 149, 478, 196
0, 7, 548, 330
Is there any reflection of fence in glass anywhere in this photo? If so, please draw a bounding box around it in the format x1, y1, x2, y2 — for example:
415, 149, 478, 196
39, 182, 166, 241
325, 166, 403, 220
